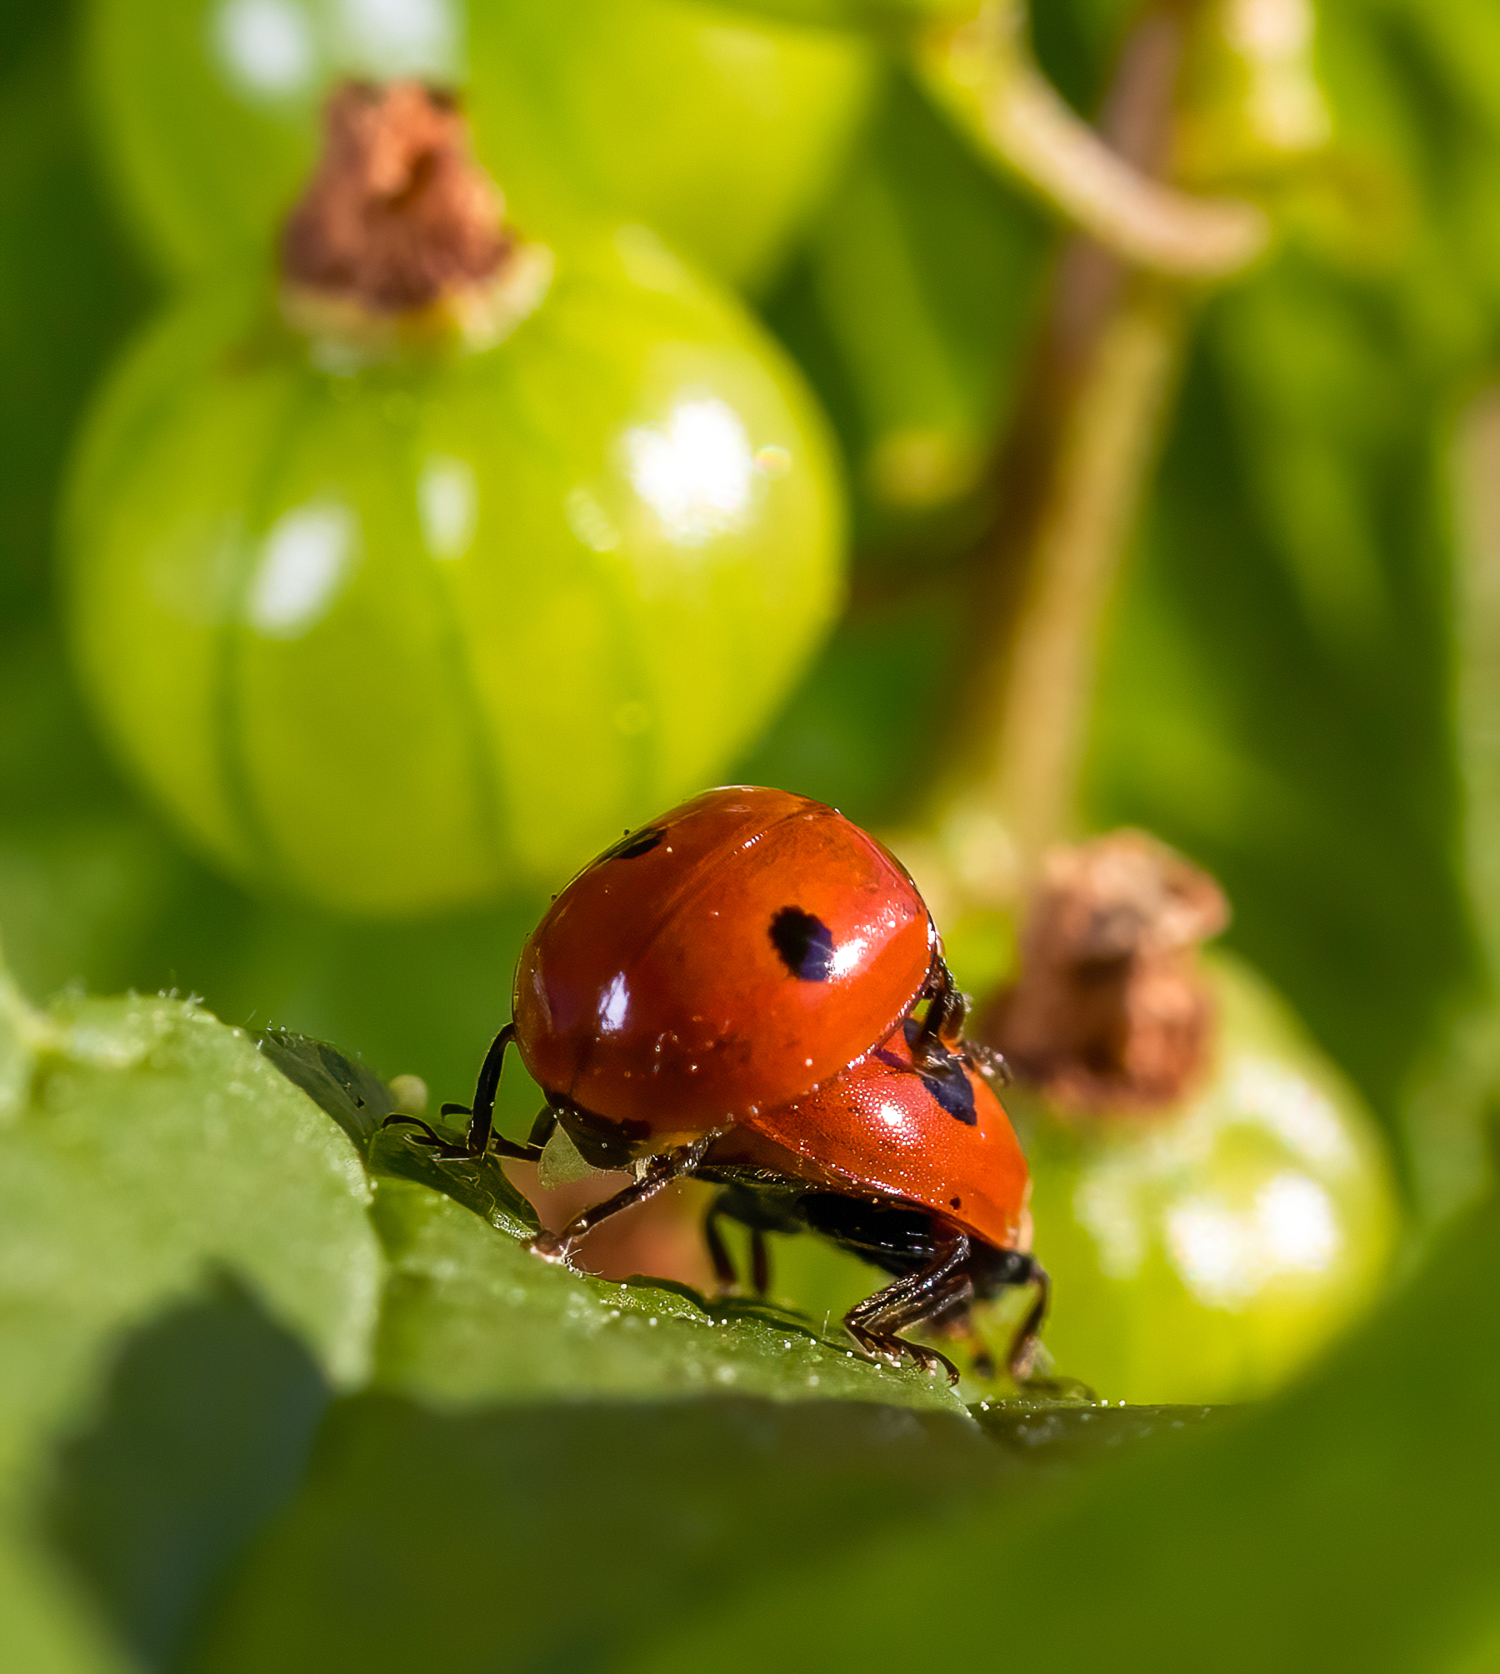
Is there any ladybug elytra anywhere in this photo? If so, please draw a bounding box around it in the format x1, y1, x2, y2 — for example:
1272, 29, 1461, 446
385, 786, 1046, 1381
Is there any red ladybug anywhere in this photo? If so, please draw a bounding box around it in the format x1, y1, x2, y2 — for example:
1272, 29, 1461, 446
515, 785, 959, 1138
386, 786, 1046, 1380
694, 1020, 1045, 1380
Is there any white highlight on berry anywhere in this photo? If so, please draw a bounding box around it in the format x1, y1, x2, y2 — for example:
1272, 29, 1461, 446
247, 500, 356, 637
625, 398, 753, 546
213, 0, 313, 98
333, 0, 456, 77
418, 455, 478, 559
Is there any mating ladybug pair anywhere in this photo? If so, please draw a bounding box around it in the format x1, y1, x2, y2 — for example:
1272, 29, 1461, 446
386, 786, 1047, 1383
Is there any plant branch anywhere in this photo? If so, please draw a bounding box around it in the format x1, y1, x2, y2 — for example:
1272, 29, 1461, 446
975, 277, 1185, 871
919, 5, 1205, 903
915, 0, 1269, 281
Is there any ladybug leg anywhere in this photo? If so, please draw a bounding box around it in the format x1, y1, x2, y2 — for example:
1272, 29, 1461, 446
1001, 1258, 1050, 1383
703, 1194, 741, 1291
531, 1138, 713, 1265
966, 1247, 1051, 1382
528, 1106, 560, 1148
846, 1307, 962, 1384
380, 1025, 542, 1162
458, 1024, 524, 1158
843, 1235, 977, 1385
961, 1039, 1012, 1086
909, 953, 967, 1070
378, 1113, 468, 1156
379, 1112, 539, 1163
702, 1191, 778, 1296
750, 1227, 772, 1298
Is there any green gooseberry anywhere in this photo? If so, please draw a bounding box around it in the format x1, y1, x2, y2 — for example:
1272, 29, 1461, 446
1013, 955, 1400, 1403
64, 93, 843, 918
460, 0, 877, 293
84, 0, 876, 288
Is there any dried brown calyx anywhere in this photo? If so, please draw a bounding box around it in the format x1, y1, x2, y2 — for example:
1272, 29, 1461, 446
280, 81, 550, 350
981, 830, 1229, 1113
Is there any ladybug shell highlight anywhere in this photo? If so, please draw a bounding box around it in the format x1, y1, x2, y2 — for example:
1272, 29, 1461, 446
706, 1023, 1031, 1253
513, 786, 935, 1138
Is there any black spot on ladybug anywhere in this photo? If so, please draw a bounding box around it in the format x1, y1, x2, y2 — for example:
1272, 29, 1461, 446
605, 827, 664, 861
950, 1197, 962, 1210
770, 907, 836, 982
920, 1056, 977, 1125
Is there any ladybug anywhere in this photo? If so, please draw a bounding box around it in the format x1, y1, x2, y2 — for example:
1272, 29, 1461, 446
385, 786, 1046, 1380
515, 784, 962, 1137
692, 1019, 1046, 1381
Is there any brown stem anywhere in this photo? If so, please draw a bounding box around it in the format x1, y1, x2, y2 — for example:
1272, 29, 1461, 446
979, 828, 1229, 1112
925, 7, 1200, 896
1455, 391, 1500, 979
279, 81, 551, 353
282, 82, 510, 311
970, 277, 1186, 872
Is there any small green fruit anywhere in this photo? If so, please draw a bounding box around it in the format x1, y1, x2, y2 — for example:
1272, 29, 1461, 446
65, 89, 842, 916
1018, 956, 1399, 1404
84, 0, 875, 288
981, 830, 1400, 1403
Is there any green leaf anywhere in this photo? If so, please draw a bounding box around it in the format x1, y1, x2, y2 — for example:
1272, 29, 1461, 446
970, 1397, 1227, 1462
40, 1276, 331, 1672
619, 1195, 1500, 1674
255, 1032, 971, 1411
252, 1027, 396, 1155
0, 985, 1016, 1674
0, 982, 381, 1503
256, 1027, 537, 1239
0, 971, 382, 1671
0, 1530, 132, 1674
192, 1393, 1005, 1674
256, 1029, 1001, 1413
367, 1177, 967, 1411
186, 1361, 1230, 1672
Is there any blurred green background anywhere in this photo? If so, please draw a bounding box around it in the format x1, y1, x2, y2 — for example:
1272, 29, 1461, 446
4, 0, 1500, 1667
